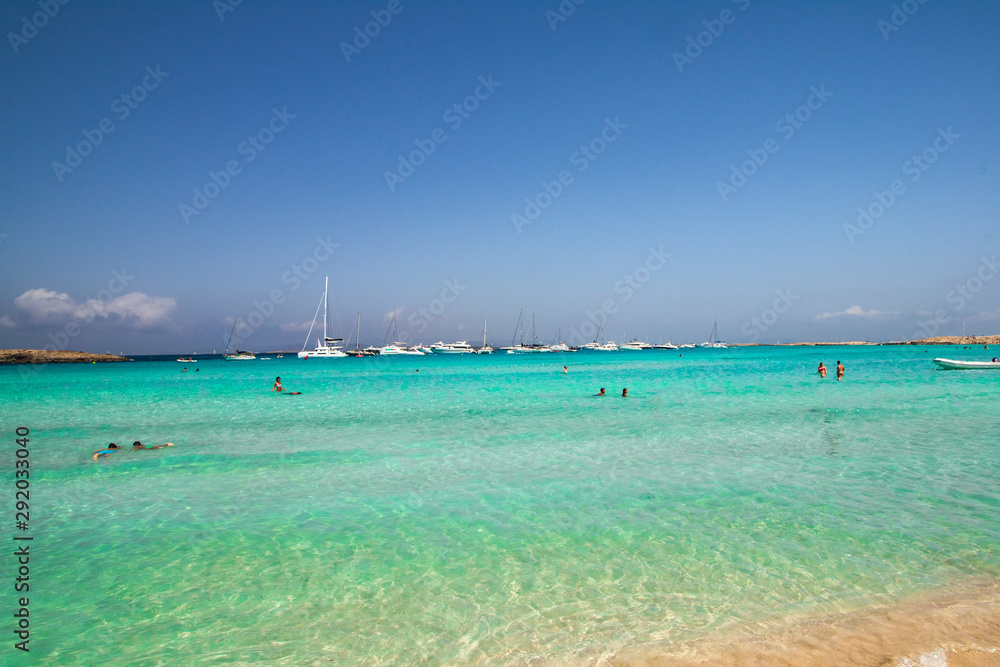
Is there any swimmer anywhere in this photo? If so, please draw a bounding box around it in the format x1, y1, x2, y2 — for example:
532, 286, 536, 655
594, 388, 606, 396
92, 443, 119, 460
818, 362, 827, 378
836, 361, 844, 380
131, 441, 175, 450
272, 376, 284, 392
621, 388, 628, 397
563, 365, 567, 374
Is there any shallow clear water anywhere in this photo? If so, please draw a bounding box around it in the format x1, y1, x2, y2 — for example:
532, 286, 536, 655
3, 345, 999, 665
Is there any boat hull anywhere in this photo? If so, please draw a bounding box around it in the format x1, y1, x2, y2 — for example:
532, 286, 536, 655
933, 358, 1000, 369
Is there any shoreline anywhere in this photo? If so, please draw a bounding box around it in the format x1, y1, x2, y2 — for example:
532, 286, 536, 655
613, 576, 1000, 666
0, 349, 131, 365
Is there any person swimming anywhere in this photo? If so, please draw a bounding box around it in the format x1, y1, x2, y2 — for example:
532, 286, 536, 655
92, 443, 119, 460
132, 441, 175, 450
621, 388, 628, 397
594, 388, 606, 396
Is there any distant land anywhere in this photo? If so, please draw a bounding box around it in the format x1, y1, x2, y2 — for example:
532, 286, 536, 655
0, 349, 131, 364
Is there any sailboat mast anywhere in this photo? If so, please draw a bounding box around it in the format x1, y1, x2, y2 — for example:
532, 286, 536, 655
323, 276, 329, 343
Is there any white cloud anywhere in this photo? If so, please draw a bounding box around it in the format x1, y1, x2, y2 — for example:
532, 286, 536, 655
280, 321, 314, 333
13, 288, 77, 322
8, 289, 177, 330
815, 305, 899, 321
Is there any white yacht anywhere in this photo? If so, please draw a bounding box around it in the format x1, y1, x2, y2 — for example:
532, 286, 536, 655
298, 277, 348, 358
594, 341, 619, 351
620, 339, 651, 351
380, 343, 425, 355
430, 341, 475, 354
651, 342, 679, 350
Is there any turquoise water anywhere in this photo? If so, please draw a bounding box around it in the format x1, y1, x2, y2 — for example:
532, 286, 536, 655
3, 345, 999, 665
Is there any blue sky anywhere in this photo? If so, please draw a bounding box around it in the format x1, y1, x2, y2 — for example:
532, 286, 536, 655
1, 0, 998, 353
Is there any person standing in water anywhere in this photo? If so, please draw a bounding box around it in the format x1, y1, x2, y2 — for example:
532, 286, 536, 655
621, 388, 628, 397
836, 361, 845, 380
272, 376, 284, 392
594, 388, 606, 396
818, 362, 827, 378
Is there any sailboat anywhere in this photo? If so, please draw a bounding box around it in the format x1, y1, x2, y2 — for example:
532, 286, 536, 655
474, 313, 495, 354
698, 321, 727, 348
298, 277, 348, 358
344, 313, 375, 356
224, 318, 256, 360
506, 313, 553, 353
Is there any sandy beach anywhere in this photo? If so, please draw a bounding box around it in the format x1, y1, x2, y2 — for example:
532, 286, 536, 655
615, 578, 1000, 667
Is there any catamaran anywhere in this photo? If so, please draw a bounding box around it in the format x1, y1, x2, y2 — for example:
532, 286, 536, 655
298, 277, 348, 359
224, 318, 256, 360
699, 321, 727, 348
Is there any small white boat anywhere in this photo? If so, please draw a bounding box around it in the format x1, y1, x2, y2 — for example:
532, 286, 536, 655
177, 357, 196, 363
650, 343, 679, 350
933, 358, 1000, 370
594, 341, 618, 351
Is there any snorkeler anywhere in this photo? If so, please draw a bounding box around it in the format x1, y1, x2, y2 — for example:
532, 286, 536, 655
92, 443, 119, 460
131, 441, 175, 450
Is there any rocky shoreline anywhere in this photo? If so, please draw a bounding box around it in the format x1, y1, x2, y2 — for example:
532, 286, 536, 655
0, 349, 131, 364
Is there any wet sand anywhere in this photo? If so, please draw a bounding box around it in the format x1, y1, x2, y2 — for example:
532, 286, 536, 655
613, 578, 1000, 667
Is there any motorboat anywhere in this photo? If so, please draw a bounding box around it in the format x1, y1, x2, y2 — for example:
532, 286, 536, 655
933, 358, 1000, 369
430, 341, 475, 353
380, 343, 425, 355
